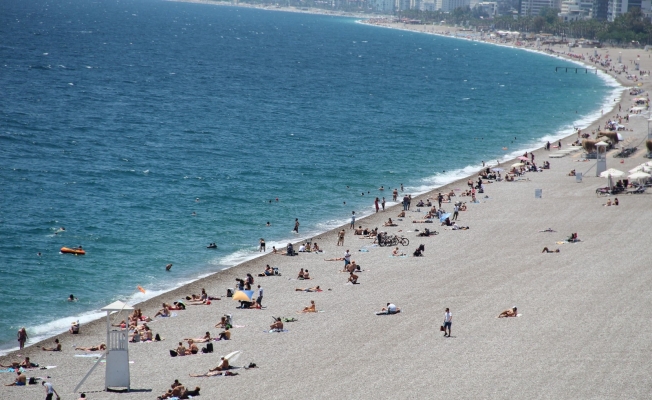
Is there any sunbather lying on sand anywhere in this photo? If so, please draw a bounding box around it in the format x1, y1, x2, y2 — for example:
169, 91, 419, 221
42, 339, 61, 351
75, 343, 106, 351
451, 223, 469, 230
190, 370, 238, 377
159, 384, 202, 398
324, 257, 344, 261
380, 303, 401, 314
295, 286, 321, 292
397, 211, 405, 217
541, 247, 560, 253
301, 300, 317, 313
498, 307, 518, 318
539, 228, 556, 232
184, 332, 212, 343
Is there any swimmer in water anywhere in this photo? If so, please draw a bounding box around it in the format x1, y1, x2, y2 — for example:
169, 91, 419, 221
68, 294, 77, 302
37, 252, 42, 256
166, 264, 173, 271
266, 222, 271, 227
192, 212, 196, 216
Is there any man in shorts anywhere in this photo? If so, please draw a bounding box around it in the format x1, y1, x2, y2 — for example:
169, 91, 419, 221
443, 308, 452, 337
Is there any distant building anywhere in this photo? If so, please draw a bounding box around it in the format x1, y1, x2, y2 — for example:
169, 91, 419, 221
607, 0, 651, 21
374, 0, 395, 11
396, 0, 411, 10
476, 1, 499, 15
559, 0, 593, 20
592, 0, 609, 19
420, 0, 438, 10
437, 0, 471, 11
520, 0, 561, 15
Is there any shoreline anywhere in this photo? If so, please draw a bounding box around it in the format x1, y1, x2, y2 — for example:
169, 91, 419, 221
3, 5, 652, 399
1, 0, 637, 356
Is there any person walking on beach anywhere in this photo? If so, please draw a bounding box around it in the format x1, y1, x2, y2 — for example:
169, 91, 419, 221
43, 381, 60, 400
452, 204, 459, 221
256, 285, 263, 307
381, 197, 386, 211
392, 188, 398, 201
374, 197, 380, 213
402, 195, 409, 211
17, 327, 27, 350
350, 211, 355, 229
259, 238, 266, 252
293, 218, 300, 234
443, 308, 452, 337
437, 193, 443, 208
337, 229, 345, 246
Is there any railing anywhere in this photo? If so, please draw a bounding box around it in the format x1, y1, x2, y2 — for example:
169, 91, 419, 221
108, 330, 128, 351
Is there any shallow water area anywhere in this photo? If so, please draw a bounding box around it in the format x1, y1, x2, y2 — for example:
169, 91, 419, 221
0, 0, 615, 353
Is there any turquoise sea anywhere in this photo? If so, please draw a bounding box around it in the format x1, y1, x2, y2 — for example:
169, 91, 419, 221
0, 0, 620, 353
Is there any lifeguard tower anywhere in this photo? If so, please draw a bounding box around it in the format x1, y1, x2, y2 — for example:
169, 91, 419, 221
75, 300, 133, 393
595, 141, 608, 177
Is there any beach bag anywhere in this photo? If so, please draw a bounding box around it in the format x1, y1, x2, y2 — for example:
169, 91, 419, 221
201, 342, 213, 353
169, 350, 178, 357
28, 377, 37, 385
227, 288, 234, 297
155, 333, 161, 342
440, 325, 445, 332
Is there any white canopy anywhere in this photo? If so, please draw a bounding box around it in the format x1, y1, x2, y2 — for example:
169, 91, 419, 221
628, 171, 651, 180
599, 168, 625, 178
101, 301, 134, 312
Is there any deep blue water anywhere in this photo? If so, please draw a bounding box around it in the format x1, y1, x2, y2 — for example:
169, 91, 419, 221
0, 0, 619, 352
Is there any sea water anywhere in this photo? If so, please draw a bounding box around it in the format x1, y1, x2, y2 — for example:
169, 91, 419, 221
0, 0, 621, 353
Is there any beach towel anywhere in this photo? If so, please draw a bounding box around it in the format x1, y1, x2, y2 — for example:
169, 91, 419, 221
74, 354, 102, 358
265, 329, 288, 333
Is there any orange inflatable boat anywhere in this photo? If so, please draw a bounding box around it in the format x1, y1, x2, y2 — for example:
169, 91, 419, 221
61, 247, 85, 255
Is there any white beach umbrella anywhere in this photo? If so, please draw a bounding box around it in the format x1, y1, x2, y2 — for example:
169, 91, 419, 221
628, 171, 651, 180
629, 165, 644, 173
599, 168, 625, 178
511, 162, 524, 168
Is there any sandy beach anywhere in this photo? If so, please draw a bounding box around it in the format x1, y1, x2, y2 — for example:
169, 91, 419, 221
3, 8, 652, 399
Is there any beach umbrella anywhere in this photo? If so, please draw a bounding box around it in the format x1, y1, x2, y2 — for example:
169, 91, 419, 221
439, 213, 451, 223
616, 132, 624, 141
517, 156, 529, 161
511, 162, 524, 168
629, 166, 644, 173
628, 171, 651, 180
232, 290, 254, 302
599, 168, 625, 178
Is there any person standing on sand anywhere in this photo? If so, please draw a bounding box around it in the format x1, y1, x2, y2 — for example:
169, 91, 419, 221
382, 197, 386, 211
259, 238, 266, 252
443, 308, 452, 337
43, 381, 60, 400
17, 327, 27, 350
257, 285, 263, 307
374, 197, 380, 213
392, 188, 398, 201
350, 211, 355, 229
452, 204, 459, 221
402, 195, 409, 211
293, 218, 300, 233
337, 229, 345, 246
344, 249, 351, 268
